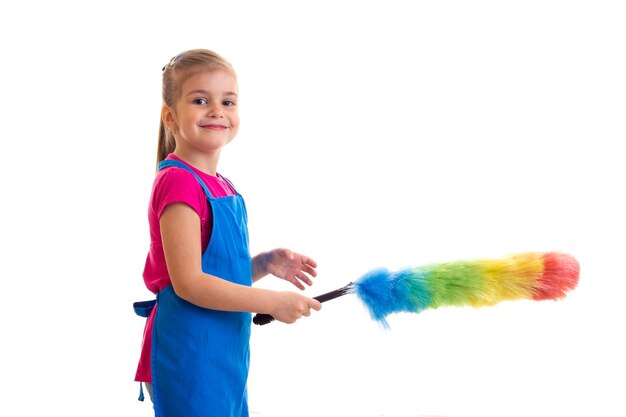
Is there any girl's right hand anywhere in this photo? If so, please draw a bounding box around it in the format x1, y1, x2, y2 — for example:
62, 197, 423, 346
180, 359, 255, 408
270, 292, 322, 324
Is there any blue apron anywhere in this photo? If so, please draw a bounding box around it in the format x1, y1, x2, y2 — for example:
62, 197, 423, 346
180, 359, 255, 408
139, 159, 252, 417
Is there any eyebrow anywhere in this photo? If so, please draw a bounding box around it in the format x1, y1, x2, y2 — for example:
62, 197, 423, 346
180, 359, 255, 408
186, 89, 238, 98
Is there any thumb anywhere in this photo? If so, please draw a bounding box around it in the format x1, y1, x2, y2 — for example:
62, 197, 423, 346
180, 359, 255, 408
282, 248, 295, 260
309, 298, 322, 311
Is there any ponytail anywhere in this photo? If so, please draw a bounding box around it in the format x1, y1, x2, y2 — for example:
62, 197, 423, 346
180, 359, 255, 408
156, 118, 175, 170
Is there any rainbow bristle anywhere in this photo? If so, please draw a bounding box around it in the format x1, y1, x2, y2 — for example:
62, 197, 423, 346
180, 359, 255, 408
425, 261, 484, 308
533, 252, 580, 300
353, 252, 579, 326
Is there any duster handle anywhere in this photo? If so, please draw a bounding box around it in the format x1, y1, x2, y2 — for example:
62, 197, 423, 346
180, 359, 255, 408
252, 283, 353, 326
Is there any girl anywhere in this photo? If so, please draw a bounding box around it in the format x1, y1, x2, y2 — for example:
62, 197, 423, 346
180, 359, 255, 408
134, 49, 322, 417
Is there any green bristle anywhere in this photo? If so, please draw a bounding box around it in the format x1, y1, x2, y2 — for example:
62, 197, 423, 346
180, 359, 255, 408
424, 261, 485, 309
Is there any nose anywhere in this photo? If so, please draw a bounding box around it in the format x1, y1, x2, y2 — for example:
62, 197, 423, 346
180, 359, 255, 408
207, 100, 223, 118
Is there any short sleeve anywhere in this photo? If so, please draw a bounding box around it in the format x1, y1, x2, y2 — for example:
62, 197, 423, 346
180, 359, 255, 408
151, 167, 207, 220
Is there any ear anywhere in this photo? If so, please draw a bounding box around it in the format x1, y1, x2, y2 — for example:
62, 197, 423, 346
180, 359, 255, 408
161, 105, 178, 134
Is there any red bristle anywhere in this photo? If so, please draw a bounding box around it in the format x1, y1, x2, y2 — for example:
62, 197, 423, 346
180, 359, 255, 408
533, 252, 580, 300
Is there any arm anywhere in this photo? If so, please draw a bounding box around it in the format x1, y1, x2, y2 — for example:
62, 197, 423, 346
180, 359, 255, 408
160, 203, 321, 322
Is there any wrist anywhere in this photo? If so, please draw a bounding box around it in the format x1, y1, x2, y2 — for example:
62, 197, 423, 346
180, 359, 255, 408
251, 251, 270, 281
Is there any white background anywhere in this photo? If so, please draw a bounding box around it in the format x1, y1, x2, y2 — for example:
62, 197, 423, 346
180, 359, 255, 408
1, 1, 624, 416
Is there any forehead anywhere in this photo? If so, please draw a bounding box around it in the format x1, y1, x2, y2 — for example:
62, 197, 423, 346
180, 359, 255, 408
180, 69, 238, 95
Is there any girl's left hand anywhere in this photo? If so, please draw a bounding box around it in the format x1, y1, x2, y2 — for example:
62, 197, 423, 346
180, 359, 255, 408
259, 248, 317, 290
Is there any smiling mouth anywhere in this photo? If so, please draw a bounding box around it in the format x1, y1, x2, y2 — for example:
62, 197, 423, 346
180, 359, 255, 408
201, 124, 228, 130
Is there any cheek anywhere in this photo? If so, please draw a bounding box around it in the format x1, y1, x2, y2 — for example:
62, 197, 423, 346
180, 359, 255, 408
230, 115, 241, 132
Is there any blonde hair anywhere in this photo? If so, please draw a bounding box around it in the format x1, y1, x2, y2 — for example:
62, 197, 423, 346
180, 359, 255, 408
156, 49, 236, 168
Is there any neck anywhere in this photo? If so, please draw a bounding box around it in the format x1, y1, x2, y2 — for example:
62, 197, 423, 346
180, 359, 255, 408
173, 149, 220, 176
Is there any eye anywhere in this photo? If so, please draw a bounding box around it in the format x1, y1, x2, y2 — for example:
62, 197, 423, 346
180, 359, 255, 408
192, 98, 207, 105
222, 99, 236, 107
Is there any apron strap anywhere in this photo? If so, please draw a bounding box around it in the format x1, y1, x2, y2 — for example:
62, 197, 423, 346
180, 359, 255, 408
138, 382, 145, 401
133, 299, 156, 318
158, 159, 215, 199
221, 175, 238, 193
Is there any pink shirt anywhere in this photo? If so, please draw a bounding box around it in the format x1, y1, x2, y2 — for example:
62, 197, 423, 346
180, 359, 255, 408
135, 154, 236, 382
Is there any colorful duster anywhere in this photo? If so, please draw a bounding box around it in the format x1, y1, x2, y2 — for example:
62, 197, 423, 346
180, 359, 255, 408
253, 252, 580, 327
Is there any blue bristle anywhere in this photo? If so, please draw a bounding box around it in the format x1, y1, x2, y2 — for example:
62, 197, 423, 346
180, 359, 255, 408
354, 268, 432, 328
354, 268, 395, 328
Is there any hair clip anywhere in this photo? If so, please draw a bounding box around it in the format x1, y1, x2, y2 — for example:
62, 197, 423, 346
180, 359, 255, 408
162, 52, 186, 71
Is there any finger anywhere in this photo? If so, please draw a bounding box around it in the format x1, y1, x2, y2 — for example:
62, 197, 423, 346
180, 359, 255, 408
300, 264, 317, 277
301, 256, 317, 268
294, 272, 313, 287
290, 279, 305, 291
287, 274, 306, 290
